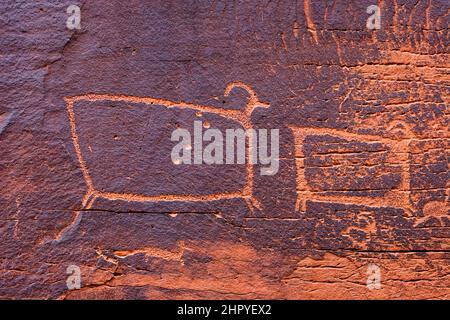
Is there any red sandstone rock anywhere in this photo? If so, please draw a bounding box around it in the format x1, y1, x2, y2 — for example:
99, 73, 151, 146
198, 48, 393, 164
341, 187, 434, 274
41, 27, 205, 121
0, 0, 448, 299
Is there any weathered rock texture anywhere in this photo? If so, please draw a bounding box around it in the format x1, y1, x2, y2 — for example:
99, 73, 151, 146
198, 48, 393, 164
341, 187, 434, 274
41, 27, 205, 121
0, 0, 448, 299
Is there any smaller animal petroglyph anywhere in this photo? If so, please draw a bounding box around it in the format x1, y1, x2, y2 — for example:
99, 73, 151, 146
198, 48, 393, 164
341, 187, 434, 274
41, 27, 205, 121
414, 200, 449, 227
289, 123, 449, 218
289, 125, 412, 213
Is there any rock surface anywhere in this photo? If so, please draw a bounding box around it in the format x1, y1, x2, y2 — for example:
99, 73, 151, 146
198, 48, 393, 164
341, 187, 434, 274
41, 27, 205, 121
0, 0, 448, 299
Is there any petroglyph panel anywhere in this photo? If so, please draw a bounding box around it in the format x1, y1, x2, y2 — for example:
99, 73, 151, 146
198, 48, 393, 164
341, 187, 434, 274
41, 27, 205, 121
1, 0, 448, 299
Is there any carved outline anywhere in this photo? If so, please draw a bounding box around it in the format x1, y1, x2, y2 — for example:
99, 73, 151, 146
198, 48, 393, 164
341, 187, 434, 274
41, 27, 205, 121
289, 126, 415, 213
65, 82, 270, 212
